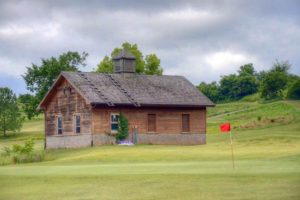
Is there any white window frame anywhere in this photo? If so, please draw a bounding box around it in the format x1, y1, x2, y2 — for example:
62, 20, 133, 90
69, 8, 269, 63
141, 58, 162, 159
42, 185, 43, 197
111, 113, 119, 133
57, 115, 63, 135
74, 114, 81, 134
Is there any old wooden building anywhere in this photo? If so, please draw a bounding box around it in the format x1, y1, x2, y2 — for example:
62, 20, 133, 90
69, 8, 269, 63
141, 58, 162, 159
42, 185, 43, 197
38, 50, 214, 149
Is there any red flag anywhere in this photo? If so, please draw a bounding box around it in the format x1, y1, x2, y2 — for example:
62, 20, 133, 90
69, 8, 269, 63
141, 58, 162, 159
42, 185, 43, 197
220, 123, 231, 133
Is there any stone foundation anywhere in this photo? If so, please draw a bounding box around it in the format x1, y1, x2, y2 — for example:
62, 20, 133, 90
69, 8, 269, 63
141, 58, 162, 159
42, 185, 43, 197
46, 134, 92, 149
46, 133, 206, 149
137, 133, 206, 145
92, 134, 116, 145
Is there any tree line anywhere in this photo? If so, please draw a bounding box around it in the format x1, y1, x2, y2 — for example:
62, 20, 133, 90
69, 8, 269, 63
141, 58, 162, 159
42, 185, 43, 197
0, 41, 299, 136
197, 61, 300, 103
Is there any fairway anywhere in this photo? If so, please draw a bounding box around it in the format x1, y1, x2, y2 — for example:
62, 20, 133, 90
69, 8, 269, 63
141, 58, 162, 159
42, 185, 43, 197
0, 101, 300, 200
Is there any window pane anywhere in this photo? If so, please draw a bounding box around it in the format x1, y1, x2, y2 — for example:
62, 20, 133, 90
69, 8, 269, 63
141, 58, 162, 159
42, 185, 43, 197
76, 127, 81, 134
111, 123, 118, 131
57, 117, 62, 135
111, 114, 119, 123
58, 117, 62, 128
76, 116, 80, 126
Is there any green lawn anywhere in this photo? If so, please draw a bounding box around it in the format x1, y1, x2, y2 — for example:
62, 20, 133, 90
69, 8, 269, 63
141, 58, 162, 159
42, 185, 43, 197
0, 101, 300, 200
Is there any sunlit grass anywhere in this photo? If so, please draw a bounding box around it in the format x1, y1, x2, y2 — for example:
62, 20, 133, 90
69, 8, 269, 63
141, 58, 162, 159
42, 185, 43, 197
0, 101, 299, 200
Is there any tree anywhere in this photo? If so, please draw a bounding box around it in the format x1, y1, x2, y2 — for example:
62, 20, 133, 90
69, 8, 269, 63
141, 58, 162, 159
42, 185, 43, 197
237, 75, 258, 97
238, 63, 256, 76
0, 87, 23, 136
287, 77, 300, 100
197, 81, 220, 103
237, 64, 258, 97
219, 74, 240, 101
218, 64, 258, 102
18, 94, 39, 120
116, 113, 129, 141
96, 42, 163, 75
272, 60, 290, 73
260, 61, 290, 99
144, 54, 163, 75
95, 56, 113, 73
22, 51, 88, 117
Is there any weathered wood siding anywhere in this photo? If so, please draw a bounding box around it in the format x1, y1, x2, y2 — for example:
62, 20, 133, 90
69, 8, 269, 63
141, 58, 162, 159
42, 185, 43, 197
92, 107, 206, 135
44, 78, 92, 136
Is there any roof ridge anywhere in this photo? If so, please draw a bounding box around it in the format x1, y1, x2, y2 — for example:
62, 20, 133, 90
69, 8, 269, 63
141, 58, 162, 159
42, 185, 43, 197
63, 71, 184, 78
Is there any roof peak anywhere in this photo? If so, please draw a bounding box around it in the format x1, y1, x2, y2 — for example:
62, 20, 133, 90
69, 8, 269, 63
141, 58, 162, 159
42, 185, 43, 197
61, 71, 184, 78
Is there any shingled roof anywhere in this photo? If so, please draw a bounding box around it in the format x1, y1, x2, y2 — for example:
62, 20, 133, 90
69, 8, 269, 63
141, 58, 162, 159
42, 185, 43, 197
39, 71, 214, 109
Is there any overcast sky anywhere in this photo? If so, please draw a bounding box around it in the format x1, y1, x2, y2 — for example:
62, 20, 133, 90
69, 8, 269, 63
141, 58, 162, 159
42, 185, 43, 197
0, 0, 299, 94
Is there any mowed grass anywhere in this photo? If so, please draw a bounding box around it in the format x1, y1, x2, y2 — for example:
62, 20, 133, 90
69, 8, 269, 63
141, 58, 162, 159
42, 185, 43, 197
0, 101, 300, 200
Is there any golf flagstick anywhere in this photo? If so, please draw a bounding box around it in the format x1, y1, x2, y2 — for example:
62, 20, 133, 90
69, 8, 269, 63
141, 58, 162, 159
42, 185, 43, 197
220, 123, 235, 169
229, 130, 235, 169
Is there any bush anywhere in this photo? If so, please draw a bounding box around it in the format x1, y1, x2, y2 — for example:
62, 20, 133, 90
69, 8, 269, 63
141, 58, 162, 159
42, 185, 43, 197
241, 93, 260, 102
116, 113, 129, 141
11, 152, 44, 164
11, 138, 34, 154
287, 79, 300, 100
0, 138, 44, 165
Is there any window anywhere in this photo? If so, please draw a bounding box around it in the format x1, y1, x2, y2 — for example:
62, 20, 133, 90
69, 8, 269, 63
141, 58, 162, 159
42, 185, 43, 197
111, 114, 119, 133
148, 114, 156, 132
182, 114, 190, 132
57, 116, 62, 135
75, 115, 81, 134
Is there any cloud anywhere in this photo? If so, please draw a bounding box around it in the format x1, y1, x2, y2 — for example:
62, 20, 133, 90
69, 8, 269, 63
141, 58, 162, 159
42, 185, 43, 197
0, 0, 299, 94
205, 51, 255, 72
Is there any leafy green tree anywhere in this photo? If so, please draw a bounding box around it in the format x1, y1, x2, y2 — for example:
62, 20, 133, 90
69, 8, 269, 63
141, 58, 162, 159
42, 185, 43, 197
0, 87, 23, 136
260, 71, 288, 99
116, 113, 129, 141
18, 94, 39, 120
272, 60, 290, 73
144, 54, 163, 75
237, 64, 258, 97
287, 77, 300, 100
219, 74, 240, 101
238, 75, 258, 97
260, 61, 290, 99
238, 63, 256, 76
95, 56, 113, 73
96, 42, 163, 75
218, 64, 258, 101
197, 81, 220, 103
22, 51, 87, 116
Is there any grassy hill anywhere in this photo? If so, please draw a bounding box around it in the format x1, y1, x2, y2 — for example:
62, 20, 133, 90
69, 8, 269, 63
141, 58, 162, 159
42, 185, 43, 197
0, 101, 299, 200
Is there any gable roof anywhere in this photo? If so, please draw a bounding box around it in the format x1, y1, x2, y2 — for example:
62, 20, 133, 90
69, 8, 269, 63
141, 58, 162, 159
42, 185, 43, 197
38, 71, 214, 109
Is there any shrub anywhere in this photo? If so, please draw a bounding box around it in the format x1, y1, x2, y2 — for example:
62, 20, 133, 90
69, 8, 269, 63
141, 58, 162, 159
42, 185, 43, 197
241, 93, 260, 102
2, 146, 12, 156
12, 151, 44, 164
287, 79, 300, 100
257, 116, 262, 121
11, 138, 34, 155
116, 113, 129, 141
0, 138, 44, 165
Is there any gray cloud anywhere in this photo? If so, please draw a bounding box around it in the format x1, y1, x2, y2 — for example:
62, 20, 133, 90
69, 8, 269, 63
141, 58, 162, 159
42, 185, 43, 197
0, 0, 299, 94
